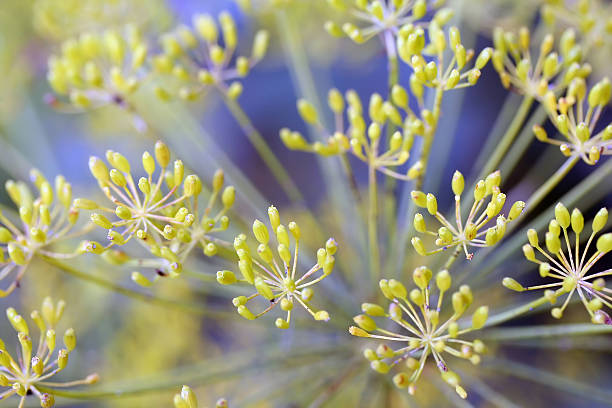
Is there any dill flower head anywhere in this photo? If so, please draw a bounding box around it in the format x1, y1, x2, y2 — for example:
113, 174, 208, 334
399, 25, 492, 95
411, 170, 525, 259
173, 385, 228, 408
491, 26, 591, 98
541, 0, 612, 51
217, 206, 335, 328
151, 12, 269, 101
46, 25, 150, 120
0, 297, 98, 407
349, 269, 488, 399
324, 0, 447, 49
33, 0, 170, 41
76, 141, 234, 286
504, 203, 612, 324
281, 90, 414, 180
534, 76, 611, 165
0, 170, 80, 297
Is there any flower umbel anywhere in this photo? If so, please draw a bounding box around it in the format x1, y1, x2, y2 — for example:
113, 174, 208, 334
281, 90, 414, 180
46, 25, 150, 128
490, 26, 590, 98
534, 76, 611, 165
0, 170, 80, 297
349, 269, 488, 399
504, 204, 612, 324
218, 206, 335, 328
152, 12, 269, 101
78, 141, 234, 284
411, 170, 525, 259
0, 297, 98, 407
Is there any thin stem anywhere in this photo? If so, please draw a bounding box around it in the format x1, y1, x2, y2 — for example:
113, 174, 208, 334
478, 96, 534, 179
483, 296, 550, 328
220, 92, 303, 203
368, 160, 381, 282
481, 323, 612, 341
39, 255, 230, 318
415, 86, 445, 190
525, 155, 580, 212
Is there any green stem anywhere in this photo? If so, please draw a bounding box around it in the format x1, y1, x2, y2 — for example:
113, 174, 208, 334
482, 358, 612, 404
478, 96, 534, 179
368, 160, 381, 282
482, 323, 612, 341
40, 256, 230, 318
36, 346, 348, 400
220, 92, 303, 203
415, 86, 445, 191
483, 296, 549, 328
525, 154, 579, 211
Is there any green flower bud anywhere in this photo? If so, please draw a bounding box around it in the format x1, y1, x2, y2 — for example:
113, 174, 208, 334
593, 208, 608, 232
414, 213, 427, 233
502, 277, 524, 292
426, 193, 438, 215
452, 171, 464, 196
254, 276, 274, 300
353, 314, 376, 332
412, 237, 426, 256
216, 270, 237, 285
222, 186, 235, 208
297, 99, 318, 124
596, 233, 612, 253
362, 303, 385, 316
389, 279, 407, 298
471, 306, 488, 329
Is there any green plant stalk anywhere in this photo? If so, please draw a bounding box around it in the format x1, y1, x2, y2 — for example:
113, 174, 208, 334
40, 256, 230, 318
483, 296, 550, 328
415, 86, 445, 191
368, 156, 381, 282
394, 85, 445, 277
478, 96, 533, 179
525, 154, 579, 211
482, 323, 612, 341
220, 92, 304, 203
36, 346, 349, 400
483, 358, 612, 404
499, 105, 548, 176
382, 31, 400, 277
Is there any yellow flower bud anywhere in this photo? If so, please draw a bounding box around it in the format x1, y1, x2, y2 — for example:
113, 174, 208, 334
216, 270, 237, 285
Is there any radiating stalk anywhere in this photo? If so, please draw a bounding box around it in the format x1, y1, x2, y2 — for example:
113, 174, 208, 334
220, 92, 304, 203
482, 323, 612, 341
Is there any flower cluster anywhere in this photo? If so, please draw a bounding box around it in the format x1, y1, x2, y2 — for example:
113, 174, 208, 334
1, 170, 81, 297
504, 204, 612, 324
281, 90, 414, 180
324, 0, 447, 54
398, 25, 492, 96
349, 269, 488, 399
217, 206, 335, 328
76, 141, 235, 286
152, 13, 269, 101
541, 0, 612, 51
33, 0, 170, 41
490, 27, 591, 98
533, 76, 611, 165
173, 385, 228, 408
0, 297, 98, 407
411, 170, 525, 259
46, 26, 150, 115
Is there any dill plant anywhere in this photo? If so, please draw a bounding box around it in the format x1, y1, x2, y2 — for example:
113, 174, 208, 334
0, 0, 611, 406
